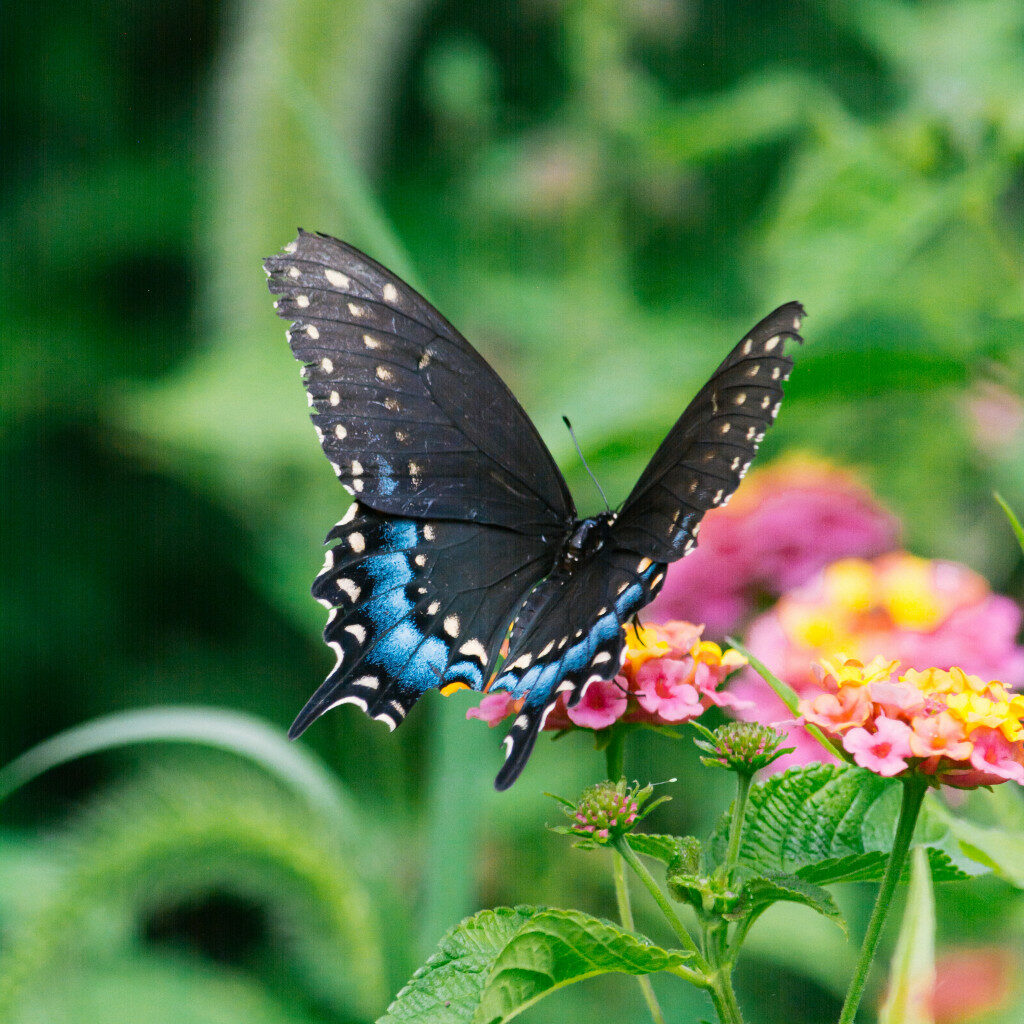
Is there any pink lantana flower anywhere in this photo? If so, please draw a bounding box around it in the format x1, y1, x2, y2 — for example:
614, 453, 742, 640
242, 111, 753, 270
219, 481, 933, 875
735, 552, 1024, 771
795, 656, 1024, 787
647, 455, 898, 636
633, 659, 705, 722
467, 620, 748, 734
841, 716, 914, 777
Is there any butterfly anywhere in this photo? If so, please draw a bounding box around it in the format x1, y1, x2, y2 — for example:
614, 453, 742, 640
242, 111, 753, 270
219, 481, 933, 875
265, 230, 803, 790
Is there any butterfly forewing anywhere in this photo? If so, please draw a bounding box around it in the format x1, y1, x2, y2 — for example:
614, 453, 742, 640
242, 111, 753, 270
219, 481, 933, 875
611, 302, 804, 561
265, 231, 575, 531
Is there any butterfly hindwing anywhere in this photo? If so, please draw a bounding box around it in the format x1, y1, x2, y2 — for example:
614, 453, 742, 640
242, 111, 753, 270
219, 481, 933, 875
489, 546, 666, 790
612, 302, 804, 561
292, 502, 558, 739
265, 232, 574, 531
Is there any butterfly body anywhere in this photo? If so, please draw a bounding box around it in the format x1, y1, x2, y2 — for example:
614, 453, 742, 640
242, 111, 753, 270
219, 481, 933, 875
266, 230, 803, 789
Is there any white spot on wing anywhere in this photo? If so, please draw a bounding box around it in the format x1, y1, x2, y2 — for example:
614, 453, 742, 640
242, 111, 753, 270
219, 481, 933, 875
376, 366, 393, 382
335, 424, 347, 439
332, 694, 368, 713
427, 600, 441, 616
321, 357, 334, 373
382, 283, 398, 302
459, 639, 488, 663
336, 578, 361, 601
306, 325, 319, 339
423, 525, 436, 541
363, 334, 381, 349
330, 391, 340, 406
352, 675, 379, 690
349, 532, 365, 553
296, 295, 310, 308
325, 269, 349, 288
351, 459, 363, 476
348, 302, 365, 317
443, 615, 460, 638
344, 624, 367, 643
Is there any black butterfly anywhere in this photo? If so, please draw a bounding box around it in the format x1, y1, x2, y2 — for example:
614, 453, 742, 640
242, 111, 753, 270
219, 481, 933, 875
265, 231, 803, 790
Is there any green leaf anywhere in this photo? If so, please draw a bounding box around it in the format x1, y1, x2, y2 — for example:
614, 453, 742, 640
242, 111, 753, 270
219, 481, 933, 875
727, 874, 845, 932
995, 492, 1024, 556
379, 906, 690, 1024
710, 764, 971, 884
625, 833, 687, 865
928, 808, 1024, 888
879, 848, 935, 1024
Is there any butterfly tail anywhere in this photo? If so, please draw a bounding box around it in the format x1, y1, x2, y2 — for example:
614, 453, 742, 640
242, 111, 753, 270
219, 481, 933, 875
493, 701, 553, 791
288, 672, 419, 739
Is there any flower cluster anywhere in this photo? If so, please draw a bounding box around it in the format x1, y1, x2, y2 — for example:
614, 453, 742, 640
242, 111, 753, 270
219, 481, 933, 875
799, 655, 1024, 786
646, 455, 899, 636
466, 621, 748, 732
551, 778, 669, 847
733, 551, 1024, 770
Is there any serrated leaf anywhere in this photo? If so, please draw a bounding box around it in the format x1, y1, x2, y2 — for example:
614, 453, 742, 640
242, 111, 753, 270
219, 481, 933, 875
378, 906, 690, 1024
879, 848, 935, 1024
625, 833, 686, 865
727, 873, 845, 932
710, 764, 970, 884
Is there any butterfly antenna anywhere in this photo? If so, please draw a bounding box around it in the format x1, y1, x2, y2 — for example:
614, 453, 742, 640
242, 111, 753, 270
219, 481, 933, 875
562, 416, 610, 513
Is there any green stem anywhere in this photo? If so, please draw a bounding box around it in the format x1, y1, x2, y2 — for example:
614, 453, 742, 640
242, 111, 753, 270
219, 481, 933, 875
724, 773, 752, 879
837, 775, 928, 1024
613, 852, 669, 1024
605, 724, 629, 781
614, 837, 704, 962
605, 728, 673, 1022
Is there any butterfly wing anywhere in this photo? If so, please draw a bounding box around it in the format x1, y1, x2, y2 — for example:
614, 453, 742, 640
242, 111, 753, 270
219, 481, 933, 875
612, 302, 804, 560
265, 231, 575, 531
488, 302, 804, 789
488, 547, 664, 790
293, 502, 556, 737
266, 232, 573, 739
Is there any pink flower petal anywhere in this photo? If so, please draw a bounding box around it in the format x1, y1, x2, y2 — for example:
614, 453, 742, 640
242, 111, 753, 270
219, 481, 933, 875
566, 677, 628, 730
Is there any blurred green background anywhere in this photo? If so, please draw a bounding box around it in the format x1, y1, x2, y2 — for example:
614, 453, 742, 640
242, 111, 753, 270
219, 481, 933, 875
3, 0, 1023, 1021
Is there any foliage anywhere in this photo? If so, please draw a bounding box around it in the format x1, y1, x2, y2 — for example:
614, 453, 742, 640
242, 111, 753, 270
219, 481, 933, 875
4, 0, 1024, 1021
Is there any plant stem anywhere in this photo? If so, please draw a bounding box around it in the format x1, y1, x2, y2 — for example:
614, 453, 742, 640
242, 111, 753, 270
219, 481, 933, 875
613, 852, 668, 1024
614, 837, 704, 961
605, 729, 672, 1023
605, 724, 628, 781
837, 775, 928, 1024
724, 772, 752, 879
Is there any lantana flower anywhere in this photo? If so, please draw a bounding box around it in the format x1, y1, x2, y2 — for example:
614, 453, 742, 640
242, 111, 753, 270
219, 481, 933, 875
799, 655, 1024, 786
646, 455, 899, 635
734, 552, 1024, 770
466, 620, 748, 733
